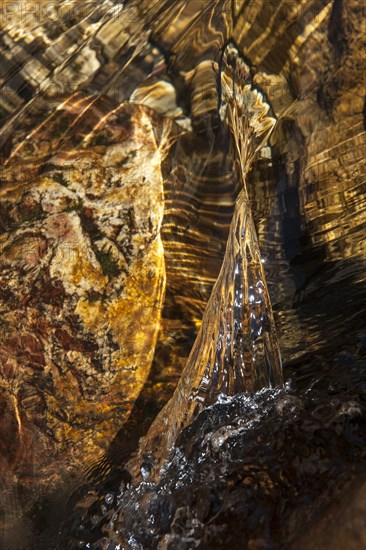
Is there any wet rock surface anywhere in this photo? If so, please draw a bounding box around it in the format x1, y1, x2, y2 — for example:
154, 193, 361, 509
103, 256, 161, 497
0, 102, 170, 504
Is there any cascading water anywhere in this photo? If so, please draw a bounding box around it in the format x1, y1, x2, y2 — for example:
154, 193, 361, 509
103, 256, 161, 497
0, 2, 365, 549
140, 43, 283, 457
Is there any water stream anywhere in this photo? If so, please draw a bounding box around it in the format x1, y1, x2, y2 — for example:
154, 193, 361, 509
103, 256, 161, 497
0, 1, 365, 549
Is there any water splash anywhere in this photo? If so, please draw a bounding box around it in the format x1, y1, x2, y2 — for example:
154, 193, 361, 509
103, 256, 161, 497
142, 44, 282, 454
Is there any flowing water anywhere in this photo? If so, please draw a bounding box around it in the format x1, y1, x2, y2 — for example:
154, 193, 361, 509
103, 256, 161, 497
0, 1, 365, 549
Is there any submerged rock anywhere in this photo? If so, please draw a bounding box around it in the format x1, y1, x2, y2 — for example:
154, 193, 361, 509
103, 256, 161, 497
0, 101, 171, 500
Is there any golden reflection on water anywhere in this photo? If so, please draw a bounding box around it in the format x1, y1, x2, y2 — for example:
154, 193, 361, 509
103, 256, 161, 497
0, 0, 365, 547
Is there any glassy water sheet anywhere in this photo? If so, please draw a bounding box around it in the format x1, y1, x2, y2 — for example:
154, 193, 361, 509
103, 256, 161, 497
0, 0, 366, 549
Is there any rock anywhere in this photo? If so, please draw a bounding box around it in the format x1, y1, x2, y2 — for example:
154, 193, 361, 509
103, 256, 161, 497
0, 100, 171, 499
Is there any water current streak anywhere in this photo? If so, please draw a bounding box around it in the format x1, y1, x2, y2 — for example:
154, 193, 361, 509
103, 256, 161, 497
143, 43, 283, 453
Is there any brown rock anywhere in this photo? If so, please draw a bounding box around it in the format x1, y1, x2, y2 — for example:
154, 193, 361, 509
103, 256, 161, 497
0, 101, 172, 497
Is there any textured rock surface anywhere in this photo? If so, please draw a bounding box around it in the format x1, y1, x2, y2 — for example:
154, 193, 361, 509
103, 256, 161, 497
0, 101, 171, 498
